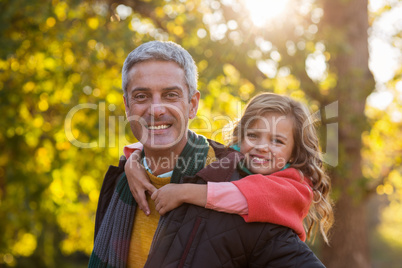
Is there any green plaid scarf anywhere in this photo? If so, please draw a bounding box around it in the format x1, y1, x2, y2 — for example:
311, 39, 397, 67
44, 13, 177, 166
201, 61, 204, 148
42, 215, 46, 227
88, 131, 210, 268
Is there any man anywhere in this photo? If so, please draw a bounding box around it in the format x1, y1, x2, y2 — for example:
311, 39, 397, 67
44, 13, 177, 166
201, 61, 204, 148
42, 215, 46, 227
89, 41, 325, 268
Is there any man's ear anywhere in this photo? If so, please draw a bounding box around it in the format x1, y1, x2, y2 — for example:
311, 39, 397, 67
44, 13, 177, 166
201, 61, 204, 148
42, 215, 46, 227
189, 91, 200, 119
123, 95, 129, 118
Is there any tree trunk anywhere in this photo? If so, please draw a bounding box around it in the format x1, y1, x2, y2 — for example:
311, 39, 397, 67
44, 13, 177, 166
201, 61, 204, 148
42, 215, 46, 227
320, 0, 375, 267
321, 177, 371, 267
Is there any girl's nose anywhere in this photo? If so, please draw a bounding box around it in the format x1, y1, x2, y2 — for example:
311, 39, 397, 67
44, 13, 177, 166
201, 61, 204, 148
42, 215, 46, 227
256, 143, 270, 152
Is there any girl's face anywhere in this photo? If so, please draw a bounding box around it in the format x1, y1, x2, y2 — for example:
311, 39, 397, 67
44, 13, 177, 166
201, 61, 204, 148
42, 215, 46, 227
240, 112, 295, 175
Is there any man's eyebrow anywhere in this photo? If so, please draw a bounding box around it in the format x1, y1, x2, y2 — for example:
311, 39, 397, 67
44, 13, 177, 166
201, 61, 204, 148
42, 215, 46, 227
162, 86, 184, 92
130, 87, 150, 94
129, 86, 185, 94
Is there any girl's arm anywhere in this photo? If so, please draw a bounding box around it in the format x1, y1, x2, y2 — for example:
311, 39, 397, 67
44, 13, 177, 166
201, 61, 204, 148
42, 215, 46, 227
152, 170, 311, 224
205, 182, 248, 214
151, 182, 248, 215
151, 184, 208, 215
151, 181, 249, 216
124, 143, 157, 215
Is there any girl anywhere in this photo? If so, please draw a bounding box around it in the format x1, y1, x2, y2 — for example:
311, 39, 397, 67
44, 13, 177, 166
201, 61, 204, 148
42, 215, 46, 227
125, 93, 333, 243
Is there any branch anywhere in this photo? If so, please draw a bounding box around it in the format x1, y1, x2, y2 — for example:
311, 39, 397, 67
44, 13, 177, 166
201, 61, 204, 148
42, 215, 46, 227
104, 0, 167, 31
298, 66, 329, 104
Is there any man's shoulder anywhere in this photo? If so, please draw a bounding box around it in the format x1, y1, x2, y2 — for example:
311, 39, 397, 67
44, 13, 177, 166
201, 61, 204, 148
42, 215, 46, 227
191, 140, 243, 183
106, 156, 126, 175
101, 156, 126, 190
206, 139, 234, 159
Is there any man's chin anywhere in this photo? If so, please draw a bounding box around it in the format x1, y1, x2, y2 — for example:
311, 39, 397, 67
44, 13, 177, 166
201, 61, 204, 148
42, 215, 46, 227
143, 139, 182, 150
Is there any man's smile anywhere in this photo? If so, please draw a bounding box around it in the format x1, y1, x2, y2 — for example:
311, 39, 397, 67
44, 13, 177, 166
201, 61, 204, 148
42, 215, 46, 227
147, 124, 171, 130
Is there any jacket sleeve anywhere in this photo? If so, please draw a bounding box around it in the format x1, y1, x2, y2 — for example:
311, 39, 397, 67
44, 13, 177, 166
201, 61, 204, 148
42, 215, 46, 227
232, 168, 312, 241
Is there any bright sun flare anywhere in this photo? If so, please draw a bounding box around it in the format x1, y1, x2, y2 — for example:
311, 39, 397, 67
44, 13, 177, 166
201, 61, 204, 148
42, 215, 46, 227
244, 0, 289, 26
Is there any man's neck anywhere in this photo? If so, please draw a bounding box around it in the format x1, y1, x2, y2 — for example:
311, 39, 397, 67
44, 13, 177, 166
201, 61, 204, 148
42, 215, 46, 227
143, 140, 187, 176
143, 152, 176, 176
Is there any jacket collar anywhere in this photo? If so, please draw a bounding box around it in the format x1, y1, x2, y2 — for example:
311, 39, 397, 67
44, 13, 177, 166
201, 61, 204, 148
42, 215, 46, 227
195, 140, 244, 182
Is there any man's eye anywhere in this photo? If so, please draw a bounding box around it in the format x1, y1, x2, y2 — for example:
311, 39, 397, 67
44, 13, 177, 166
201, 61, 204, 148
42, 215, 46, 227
166, 93, 179, 99
134, 94, 147, 100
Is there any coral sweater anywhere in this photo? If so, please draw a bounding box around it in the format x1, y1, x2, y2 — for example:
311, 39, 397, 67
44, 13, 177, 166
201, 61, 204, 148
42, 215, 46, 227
206, 169, 312, 241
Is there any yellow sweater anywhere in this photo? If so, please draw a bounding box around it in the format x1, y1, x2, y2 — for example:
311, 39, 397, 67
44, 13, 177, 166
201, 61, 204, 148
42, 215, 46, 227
127, 146, 216, 268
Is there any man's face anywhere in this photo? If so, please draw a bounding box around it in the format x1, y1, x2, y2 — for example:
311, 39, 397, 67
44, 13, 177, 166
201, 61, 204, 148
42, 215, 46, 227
124, 60, 199, 154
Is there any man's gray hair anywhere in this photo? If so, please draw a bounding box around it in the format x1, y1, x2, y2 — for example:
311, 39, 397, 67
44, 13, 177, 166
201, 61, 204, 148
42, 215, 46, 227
122, 41, 198, 101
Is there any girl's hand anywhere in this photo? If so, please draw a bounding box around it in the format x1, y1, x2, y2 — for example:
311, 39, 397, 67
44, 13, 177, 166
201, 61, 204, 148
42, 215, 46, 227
125, 150, 157, 215
151, 184, 185, 216
151, 184, 208, 215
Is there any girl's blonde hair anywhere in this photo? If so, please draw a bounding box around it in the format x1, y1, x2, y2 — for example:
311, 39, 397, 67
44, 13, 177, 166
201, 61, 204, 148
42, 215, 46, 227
227, 93, 334, 244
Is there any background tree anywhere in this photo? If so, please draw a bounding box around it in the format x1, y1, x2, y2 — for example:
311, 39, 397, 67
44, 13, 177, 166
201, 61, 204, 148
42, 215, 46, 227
318, 1, 374, 266
1, 0, 401, 267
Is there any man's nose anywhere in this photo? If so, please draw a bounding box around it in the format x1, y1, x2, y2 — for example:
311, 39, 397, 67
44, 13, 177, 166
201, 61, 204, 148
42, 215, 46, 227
149, 99, 167, 118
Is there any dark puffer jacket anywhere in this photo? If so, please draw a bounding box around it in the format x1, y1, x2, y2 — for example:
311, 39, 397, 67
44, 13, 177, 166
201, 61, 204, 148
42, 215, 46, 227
94, 141, 325, 268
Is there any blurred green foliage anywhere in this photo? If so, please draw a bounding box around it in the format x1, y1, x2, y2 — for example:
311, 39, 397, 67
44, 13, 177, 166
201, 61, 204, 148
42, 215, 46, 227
0, 0, 401, 267
0, 0, 141, 266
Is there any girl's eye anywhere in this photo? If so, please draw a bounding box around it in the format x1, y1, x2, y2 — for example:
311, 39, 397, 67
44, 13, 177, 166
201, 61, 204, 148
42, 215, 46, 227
247, 133, 257, 138
273, 138, 284, 144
